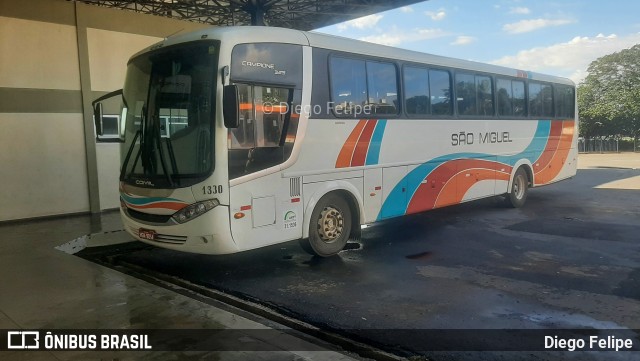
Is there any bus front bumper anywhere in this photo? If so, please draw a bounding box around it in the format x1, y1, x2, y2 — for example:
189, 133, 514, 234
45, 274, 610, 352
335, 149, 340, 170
120, 205, 240, 255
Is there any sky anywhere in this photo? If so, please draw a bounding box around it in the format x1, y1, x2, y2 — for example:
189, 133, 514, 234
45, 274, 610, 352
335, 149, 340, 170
315, 0, 640, 84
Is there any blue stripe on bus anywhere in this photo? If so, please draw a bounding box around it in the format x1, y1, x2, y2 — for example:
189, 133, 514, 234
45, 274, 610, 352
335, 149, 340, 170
496, 119, 551, 166
365, 119, 387, 165
377, 120, 552, 221
120, 193, 183, 206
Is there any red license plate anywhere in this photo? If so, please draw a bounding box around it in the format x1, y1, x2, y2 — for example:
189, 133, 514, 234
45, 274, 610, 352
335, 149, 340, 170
138, 229, 157, 241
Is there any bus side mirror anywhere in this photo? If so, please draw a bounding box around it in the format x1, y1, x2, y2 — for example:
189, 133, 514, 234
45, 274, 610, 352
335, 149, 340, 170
223, 85, 240, 129
93, 102, 104, 136
92, 89, 124, 142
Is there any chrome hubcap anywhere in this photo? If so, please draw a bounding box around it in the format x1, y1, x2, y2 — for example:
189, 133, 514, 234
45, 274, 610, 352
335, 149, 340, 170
317, 206, 344, 243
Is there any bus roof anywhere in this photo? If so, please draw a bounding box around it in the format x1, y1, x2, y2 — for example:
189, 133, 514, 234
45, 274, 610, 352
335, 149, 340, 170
138, 26, 575, 86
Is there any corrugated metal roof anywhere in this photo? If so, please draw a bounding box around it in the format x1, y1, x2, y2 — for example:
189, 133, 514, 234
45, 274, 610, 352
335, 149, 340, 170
72, 0, 426, 30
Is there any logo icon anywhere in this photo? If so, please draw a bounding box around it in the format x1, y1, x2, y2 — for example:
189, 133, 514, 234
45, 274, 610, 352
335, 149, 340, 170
7, 331, 39, 349
283, 211, 297, 229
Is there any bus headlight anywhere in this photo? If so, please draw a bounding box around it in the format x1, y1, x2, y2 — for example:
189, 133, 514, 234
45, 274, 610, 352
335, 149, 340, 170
172, 199, 220, 224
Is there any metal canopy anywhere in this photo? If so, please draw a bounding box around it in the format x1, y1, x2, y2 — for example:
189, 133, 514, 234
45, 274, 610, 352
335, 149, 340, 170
73, 0, 426, 30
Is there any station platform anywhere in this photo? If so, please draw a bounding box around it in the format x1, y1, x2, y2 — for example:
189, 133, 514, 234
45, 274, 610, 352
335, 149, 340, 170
0, 212, 361, 360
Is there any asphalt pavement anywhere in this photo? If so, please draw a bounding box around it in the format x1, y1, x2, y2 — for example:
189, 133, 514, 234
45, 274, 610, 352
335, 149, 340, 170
78, 153, 640, 360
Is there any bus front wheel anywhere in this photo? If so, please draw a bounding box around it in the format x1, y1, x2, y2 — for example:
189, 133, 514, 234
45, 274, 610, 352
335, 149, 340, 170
300, 193, 352, 257
505, 167, 529, 208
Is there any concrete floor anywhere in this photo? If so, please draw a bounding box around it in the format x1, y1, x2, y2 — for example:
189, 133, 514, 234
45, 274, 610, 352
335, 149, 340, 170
578, 152, 640, 170
0, 212, 361, 360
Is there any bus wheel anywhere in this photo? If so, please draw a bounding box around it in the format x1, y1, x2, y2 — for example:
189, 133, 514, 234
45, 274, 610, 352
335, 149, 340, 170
505, 167, 529, 208
300, 193, 352, 257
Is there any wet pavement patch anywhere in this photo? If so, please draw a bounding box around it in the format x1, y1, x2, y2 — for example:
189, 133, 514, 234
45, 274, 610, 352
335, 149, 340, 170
405, 251, 433, 260
343, 242, 362, 251
505, 218, 640, 242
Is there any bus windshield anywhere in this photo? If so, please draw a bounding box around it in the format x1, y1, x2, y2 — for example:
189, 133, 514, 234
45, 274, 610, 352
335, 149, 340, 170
120, 42, 219, 188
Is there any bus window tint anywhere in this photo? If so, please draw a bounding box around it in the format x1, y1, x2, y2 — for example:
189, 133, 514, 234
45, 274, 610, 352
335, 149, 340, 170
456, 73, 476, 115
366, 61, 398, 115
529, 83, 541, 117
229, 84, 256, 149
330, 57, 367, 116
404, 67, 430, 115
512, 80, 525, 116
555, 85, 575, 118
476, 76, 493, 116
229, 84, 290, 149
497, 78, 513, 116
497, 78, 525, 117
456, 73, 493, 116
258, 86, 289, 147
529, 82, 554, 118
429, 69, 452, 115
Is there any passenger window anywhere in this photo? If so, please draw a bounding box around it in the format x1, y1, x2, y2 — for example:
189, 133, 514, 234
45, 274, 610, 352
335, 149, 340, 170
330, 56, 398, 117
529, 83, 542, 117
476, 75, 493, 116
429, 69, 452, 116
529, 82, 554, 118
497, 79, 512, 116
456, 73, 493, 116
366, 61, 398, 115
456, 73, 476, 116
404, 67, 452, 116
404, 66, 430, 116
330, 57, 367, 116
555, 85, 575, 118
512, 80, 525, 117
497, 78, 525, 117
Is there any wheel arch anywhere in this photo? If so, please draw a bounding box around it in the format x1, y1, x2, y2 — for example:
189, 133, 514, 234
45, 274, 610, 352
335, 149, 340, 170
301, 181, 363, 240
508, 160, 534, 191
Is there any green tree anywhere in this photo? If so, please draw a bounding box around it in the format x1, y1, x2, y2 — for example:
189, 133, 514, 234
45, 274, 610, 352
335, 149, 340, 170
578, 44, 640, 140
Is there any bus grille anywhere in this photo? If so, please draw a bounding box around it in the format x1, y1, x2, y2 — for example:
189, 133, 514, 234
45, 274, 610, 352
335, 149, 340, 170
154, 234, 188, 244
127, 208, 173, 224
129, 227, 187, 244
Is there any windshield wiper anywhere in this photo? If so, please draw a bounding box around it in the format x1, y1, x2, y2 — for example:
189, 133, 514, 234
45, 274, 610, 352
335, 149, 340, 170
153, 119, 175, 187
122, 130, 141, 176
121, 105, 146, 180
164, 133, 179, 183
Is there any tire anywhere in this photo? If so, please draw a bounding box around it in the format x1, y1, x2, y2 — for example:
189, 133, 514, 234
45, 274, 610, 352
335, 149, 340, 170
505, 167, 529, 208
299, 193, 352, 257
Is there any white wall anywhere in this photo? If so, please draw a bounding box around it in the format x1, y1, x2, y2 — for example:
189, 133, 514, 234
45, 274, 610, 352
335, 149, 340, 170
0, 113, 90, 220
0, 0, 208, 221
87, 28, 161, 210
0, 15, 88, 220
0, 16, 80, 90
87, 28, 160, 92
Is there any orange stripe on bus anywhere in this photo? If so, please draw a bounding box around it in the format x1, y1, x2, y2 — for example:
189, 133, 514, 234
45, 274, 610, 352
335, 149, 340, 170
129, 202, 186, 211
335, 120, 367, 168
435, 168, 511, 208
407, 159, 513, 214
351, 120, 377, 167
533, 120, 563, 178
535, 121, 575, 185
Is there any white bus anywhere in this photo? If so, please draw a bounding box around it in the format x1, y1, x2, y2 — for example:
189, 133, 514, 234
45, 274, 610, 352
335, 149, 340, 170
94, 26, 577, 257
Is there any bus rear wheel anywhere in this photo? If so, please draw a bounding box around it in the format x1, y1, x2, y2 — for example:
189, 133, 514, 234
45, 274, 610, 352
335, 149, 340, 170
300, 193, 352, 257
505, 167, 529, 208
